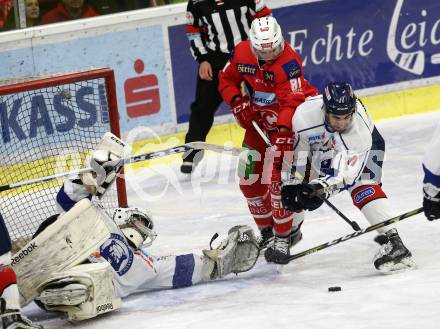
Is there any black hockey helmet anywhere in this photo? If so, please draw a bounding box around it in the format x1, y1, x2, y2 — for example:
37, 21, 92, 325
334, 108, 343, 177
323, 82, 356, 116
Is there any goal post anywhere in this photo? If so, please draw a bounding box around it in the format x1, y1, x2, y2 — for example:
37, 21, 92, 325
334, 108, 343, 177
0, 68, 127, 250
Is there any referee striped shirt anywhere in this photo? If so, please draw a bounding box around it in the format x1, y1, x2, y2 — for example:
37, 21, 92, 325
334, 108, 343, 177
185, 0, 271, 63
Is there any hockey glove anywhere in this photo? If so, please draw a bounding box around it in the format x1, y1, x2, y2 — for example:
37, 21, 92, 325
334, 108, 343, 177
230, 95, 258, 130
84, 150, 123, 197
423, 187, 440, 221
281, 180, 327, 212
270, 130, 294, 183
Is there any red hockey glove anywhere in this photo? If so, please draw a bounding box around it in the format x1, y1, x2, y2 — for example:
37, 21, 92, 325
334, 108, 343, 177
270, 130, 294, 183
230, 95, 258, 130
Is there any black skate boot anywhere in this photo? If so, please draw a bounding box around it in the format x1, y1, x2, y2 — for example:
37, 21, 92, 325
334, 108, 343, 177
257, 227, 274, 250
180, 150, 204, 174
1, 299, 43, 329
264, 235, 290, 264
373, 228, 416, 273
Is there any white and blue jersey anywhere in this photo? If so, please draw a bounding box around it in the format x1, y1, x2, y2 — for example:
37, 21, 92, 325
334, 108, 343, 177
289, 95, 386, 202
423, 121, 440, 195
56, 180, 207, 298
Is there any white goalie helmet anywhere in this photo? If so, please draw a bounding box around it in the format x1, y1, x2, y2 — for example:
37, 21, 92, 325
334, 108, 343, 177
249, 16, 285, 62
113, 207, 157, 249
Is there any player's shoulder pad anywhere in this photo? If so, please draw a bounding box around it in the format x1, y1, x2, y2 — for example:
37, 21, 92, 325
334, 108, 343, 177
279, 45, 302, 80
233, 40, 251, 57
342, 113, 373, 151
295, 95, 323, 115
281, 59, 302, 80
292, 96, 324, 131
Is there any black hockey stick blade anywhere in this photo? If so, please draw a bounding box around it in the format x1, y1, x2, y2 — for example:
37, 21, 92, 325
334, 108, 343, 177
287, 207, 423, 263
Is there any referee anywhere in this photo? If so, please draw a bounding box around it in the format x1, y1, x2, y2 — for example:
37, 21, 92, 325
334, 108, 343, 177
181, 0, 271, 174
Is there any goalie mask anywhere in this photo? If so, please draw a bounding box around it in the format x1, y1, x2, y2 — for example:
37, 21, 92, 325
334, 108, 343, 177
113, 207, 157, 249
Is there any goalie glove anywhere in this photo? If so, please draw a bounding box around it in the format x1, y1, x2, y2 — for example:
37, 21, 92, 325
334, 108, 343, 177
81, 133, 130, 198
89, 149, 123, 197
203, 225, 260, 279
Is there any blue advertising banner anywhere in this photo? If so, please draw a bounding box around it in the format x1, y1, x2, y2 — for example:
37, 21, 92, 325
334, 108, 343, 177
169, 0, 440, 123
0, 25, 171, 136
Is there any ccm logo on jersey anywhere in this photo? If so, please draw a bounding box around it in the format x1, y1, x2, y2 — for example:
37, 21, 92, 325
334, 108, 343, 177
96, 303, 114, 313
10, 242, 37, 266
274, 137, 294, 144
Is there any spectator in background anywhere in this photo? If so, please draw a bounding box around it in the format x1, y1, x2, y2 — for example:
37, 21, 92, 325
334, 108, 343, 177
88, 0, 125, 14
2, 0, 40, 30
25, 0, 40, 27
41, 0, 97, 24
0, 0, 13, 29
180, 0, 272, 174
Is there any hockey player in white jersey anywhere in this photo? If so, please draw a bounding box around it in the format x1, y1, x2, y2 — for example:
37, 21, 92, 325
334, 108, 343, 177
279, 82, 415, 273
423, 121, 440, 220
14, 133, 259, 322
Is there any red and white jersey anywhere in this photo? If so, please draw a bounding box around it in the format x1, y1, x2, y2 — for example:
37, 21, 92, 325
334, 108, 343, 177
218, 40, 318, 131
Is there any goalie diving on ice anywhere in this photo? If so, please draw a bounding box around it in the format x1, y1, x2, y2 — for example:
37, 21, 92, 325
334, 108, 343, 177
11, 133, 260, 323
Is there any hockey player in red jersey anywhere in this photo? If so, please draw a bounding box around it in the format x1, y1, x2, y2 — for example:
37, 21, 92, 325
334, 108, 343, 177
218, 16, 318, 259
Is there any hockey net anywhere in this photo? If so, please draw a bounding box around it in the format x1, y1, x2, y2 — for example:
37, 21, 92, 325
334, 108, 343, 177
0, 68, 127, 251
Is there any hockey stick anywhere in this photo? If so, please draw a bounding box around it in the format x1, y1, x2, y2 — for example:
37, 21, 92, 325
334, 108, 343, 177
251, 121, 362, 231
287, 207, 423, 263
0, 142, 245, 193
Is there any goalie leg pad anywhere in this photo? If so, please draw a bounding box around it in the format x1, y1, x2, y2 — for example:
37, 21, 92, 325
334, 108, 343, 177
11, 199, 112, 306
203, 225, 260, 279
36, 262, 121, 321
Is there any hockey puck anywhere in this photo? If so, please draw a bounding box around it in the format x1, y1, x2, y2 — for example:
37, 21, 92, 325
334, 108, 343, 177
328, 286, 342, 292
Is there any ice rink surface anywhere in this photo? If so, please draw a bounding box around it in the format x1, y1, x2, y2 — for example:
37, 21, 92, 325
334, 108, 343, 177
26, 111, 440, 329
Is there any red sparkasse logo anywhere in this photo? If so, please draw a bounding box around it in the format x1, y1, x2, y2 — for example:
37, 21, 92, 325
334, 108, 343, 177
124, 59, 161, 118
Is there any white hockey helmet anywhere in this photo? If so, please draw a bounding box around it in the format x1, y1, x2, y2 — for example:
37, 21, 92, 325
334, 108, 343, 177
113, 207, 157, 248
249, 16, 285, 62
